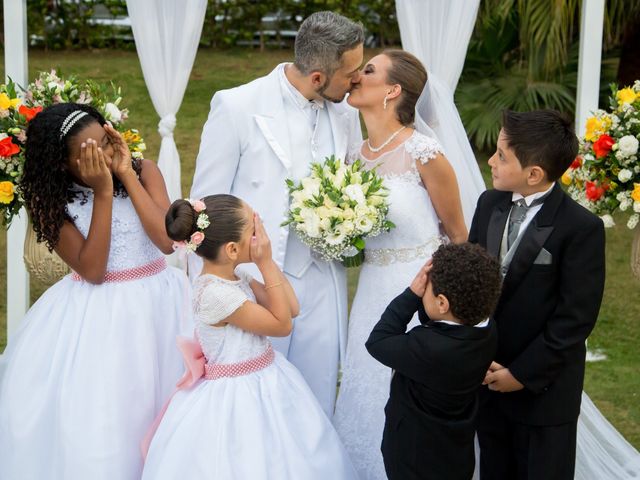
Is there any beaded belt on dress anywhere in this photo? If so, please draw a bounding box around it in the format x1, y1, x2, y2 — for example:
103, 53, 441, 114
204, 344, 275, 380
364, 236, 446, 266
70, 256, 167, 282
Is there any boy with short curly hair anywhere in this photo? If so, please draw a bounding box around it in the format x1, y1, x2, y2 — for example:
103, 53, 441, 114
366, 242, 501, 480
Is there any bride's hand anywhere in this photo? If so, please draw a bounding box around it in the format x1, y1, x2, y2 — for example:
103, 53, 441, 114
410, 261, 432, 297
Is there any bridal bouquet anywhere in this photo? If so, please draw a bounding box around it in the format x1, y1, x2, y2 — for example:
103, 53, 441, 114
0, 70, 146, 225
563, 81, 640, 229
283, 156, 394, 267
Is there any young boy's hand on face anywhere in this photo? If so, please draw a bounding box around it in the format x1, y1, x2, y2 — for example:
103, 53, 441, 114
410, 260, 433, 297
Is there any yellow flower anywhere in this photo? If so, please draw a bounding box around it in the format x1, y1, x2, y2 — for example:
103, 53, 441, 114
617, 87, 637, 106
584, 116, 612, 142
561, 170, 572, 185
0, 180, 15, 204
0, 92, 20, 110
632, 183, 640, 203
123, 129, 141, 144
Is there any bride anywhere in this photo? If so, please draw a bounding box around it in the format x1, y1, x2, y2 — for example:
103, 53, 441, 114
332, 49, 640, 480
332, 49, 468, 480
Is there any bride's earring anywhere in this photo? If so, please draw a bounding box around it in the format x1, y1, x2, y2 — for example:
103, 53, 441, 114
383, 95, 388, 110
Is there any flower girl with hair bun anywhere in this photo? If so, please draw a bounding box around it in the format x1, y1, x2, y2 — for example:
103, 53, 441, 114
141, 194, 357, 480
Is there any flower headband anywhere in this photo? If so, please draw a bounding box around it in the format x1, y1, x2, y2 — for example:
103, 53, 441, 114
172, 198, 210, 253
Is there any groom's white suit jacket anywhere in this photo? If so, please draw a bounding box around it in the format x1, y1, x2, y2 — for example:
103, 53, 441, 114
190, 64, 362, 361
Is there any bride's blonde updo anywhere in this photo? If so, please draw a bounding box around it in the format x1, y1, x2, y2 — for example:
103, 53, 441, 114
383, 49, 428, 126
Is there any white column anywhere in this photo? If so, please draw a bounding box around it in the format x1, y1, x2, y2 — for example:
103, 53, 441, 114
575, 0, 605, 136
4, 0, 30, 339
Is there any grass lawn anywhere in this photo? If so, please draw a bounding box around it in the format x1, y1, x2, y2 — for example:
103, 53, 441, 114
1, 48, 639, 448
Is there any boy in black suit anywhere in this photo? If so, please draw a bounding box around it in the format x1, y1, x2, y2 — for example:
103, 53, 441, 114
366, 243, 502, 480
469, 110, 606, 480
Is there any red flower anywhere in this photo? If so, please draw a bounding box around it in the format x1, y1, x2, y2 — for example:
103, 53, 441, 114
585, 181, 605, 201
570, 156, 583, 169
593, 134, 614, 159
0, 136, 20, 158
18, 104, 42, 122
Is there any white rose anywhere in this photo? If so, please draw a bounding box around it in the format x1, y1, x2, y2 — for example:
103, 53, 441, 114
627, 214, 639, 230
300, 209, 322, 237
338, 220, 355, 236
355, 215, 374, 234
634, 201, 640, 213
325, 231, 346, 246
104, 102, 122, 123
301, 177, 321, 197
47, 81, 62, 94
354, 204, 371, 217
342, 207, 355, 220
618, 168, 633, 183
316, 206, 331, 220
600, 214, 615, 228
344, 184, 366, 205
618, 135, 639, 157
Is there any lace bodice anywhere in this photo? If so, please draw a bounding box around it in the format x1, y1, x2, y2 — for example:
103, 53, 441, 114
350, 131, 447, 262
193, 273, 271, 364
66, 185, 163, 271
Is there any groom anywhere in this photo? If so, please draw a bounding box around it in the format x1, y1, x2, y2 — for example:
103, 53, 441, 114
189, 11, 364, 416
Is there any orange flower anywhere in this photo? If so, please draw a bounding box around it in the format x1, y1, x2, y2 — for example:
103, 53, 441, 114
18, 104, 42, 122
593, 134, 614, 159
0, 136, 20, 157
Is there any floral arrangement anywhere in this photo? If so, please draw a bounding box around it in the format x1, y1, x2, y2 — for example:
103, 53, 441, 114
563, 82, 640, 229
0, 69, 146, 226
282, 156, 395, 267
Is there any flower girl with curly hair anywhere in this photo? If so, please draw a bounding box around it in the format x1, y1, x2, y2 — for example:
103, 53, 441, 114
141, 194, 357, 480
0, 102, 190, 480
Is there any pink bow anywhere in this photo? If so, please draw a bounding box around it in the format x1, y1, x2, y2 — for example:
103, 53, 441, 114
140, 335, 205, 460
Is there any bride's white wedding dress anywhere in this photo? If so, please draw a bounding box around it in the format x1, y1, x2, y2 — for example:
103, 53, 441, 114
332, 132, 640, 480
333, 130, 447, 480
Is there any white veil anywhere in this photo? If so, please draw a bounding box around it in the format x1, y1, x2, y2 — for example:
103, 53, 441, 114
413, 73, 486, 228
396, 0, 485, 229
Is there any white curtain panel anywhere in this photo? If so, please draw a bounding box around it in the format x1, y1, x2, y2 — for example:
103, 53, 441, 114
126, 0, 207, 201
396, 0, 485, 227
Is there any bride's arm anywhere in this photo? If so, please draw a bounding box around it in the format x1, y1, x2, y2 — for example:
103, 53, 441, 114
417, 153, 468, 243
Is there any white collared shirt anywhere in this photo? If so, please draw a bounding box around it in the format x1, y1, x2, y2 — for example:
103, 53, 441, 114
433, 318, 490, 328
278, 63, 325, 130
509, 183, 555, 242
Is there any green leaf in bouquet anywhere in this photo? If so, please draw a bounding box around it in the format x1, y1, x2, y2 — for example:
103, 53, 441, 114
353, 237, 365, 250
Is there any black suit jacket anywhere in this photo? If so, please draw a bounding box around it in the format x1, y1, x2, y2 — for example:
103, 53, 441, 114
366, 288, 497, 480
468, 183, 606, 425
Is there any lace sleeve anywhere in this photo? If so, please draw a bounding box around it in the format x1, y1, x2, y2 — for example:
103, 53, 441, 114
406, 131, 444, 165
196, 281, 249, 325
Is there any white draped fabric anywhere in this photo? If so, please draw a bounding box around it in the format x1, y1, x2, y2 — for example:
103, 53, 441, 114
396, 0, 485, 227
126, 0, 207, 201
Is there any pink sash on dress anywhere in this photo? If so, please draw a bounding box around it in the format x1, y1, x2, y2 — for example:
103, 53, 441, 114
140, 335, 274, 459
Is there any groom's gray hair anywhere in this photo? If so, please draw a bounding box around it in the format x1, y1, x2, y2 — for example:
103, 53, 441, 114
294, 11, 364, 77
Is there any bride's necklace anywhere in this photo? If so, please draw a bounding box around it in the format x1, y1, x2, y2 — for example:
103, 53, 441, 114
367, 125, 406, 153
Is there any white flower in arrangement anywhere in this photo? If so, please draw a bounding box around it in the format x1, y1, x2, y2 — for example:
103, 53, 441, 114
300, 208, 322, 238
47, 81, 63, 94
628, 214, 639, 230
634, 202, 640, 214
618, 135, 639, 158
355, 215, 374, 233
600, 214, 616, 228
344, 184, 366, 205
618, 168, 634, 183
620, 197, 633, 211
104, 102, 123, 123
300, 177, 321, 196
